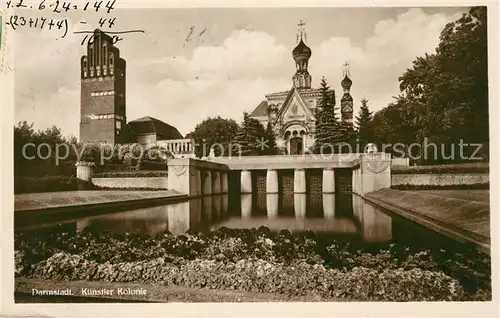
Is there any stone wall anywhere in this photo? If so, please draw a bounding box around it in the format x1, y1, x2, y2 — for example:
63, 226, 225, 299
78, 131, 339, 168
92, 177, 168, 189
391, 173, 489, 186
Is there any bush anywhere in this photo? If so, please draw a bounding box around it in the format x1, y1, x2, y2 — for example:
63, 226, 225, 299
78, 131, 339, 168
392, 162, 489, 175
93, 170, 168, 178
14, 229, 491, 300
25, 252, 465, 301
14, 176, 96, 194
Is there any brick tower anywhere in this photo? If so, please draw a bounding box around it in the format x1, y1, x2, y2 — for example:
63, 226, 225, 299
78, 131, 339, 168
79, 29, 126, 144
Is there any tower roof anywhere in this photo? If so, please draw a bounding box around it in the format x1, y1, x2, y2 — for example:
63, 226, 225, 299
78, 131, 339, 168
292, 39, 312, 60
341, 74, 352, 89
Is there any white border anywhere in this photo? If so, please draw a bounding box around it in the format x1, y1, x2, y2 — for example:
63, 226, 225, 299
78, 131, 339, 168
1, 0, 498, 317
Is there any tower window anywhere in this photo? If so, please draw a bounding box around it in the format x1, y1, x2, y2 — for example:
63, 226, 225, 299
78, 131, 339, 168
116, 121, 121, 130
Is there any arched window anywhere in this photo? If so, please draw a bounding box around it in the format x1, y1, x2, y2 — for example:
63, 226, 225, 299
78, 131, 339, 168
299, 76, 304, 87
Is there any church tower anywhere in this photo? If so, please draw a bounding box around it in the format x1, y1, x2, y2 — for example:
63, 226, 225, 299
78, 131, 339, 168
80, 29, 127, 145
340, 62, 354, 124
292, 21, 312, 90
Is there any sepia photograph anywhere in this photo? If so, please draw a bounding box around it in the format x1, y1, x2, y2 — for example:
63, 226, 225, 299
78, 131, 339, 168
2, 0, 498, 315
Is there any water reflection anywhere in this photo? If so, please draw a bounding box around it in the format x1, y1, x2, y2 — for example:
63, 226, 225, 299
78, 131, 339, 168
266, 194, 278, 219
18, 193, 395, 244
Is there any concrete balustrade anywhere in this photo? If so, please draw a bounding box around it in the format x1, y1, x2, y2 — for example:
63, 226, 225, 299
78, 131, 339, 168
212, 171, 221, 194
167, 158, 228, 197
293, 169, 306, 193
322, 168, 335, 193
266, 169, 279, 193
241, 170, 252, 193
166, 153, 392, 197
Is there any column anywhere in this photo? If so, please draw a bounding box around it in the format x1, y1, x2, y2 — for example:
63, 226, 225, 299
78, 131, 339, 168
189, 169, 202, 197
212, 171, 221, 194
352, 169, 357, 194
221, 172, 229, 193
266, 169, 279, 193
266, 194, 279, 218
293, 168, 306, 193
322, 168, 335, 193
203, 170, 212, 196
241, 170, 252, 193
360, 153, 391, 195
76, 163, 94, 182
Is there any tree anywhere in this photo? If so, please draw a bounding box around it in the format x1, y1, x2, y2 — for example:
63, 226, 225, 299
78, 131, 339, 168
263, 121, 279, 155
355, 98, 374, 147
314, 77, 342, 154
395, 6, 488, 163
233, 112, 267, 156
189, 116, 239, 158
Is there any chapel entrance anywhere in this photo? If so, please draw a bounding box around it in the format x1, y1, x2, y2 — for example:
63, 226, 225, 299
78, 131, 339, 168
289, 137, 303, 155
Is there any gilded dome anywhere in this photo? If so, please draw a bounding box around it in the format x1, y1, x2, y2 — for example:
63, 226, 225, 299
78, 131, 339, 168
292, 39, 312, 60
341, 74, 352, 89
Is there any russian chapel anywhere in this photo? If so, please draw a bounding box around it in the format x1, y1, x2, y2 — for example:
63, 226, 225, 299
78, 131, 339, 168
249, 22, 354, 155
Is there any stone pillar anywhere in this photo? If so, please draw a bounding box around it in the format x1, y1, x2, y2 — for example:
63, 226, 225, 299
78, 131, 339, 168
293, 169, 306, 193
203, 195, 212, 221
266, 169, 279, 193
241, 194, 252, 219
360, 153, 391, 195
322, 168, 335, 193
203, 170, 212, 196
167, 201, 190, 235
76, 163, 94, 182
294, 193, 306, 219
322, 193, 335, 219
240, 170, 252, 193
352, 169, 357, 194
266, 194, 279, 218
212, 195, 221, 220
221, 172, 229, 193
189, 169, 202, 197
222, 194, 229, 215
212, 171, 221, 194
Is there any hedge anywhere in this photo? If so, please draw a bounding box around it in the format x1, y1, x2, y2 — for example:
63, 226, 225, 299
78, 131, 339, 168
14, 176, 97, 194
93, 170, 168, 178
392, 162, 489, 175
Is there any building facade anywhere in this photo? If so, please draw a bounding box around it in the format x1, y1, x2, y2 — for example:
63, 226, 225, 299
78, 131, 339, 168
249, 24, 354, 155
79, 29, 194, 158
80, 29, 127, 145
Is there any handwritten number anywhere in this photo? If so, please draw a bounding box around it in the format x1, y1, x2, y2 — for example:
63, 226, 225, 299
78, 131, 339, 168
34, 18, 39, 27
6, 1, 11, 8
98, 17, 105, 28
48, 19, 55, 30
108, 17, 115, 28
111, 35, 122, 45
38, 0, 46, 9
62, 2, 71, 11
16, 0, 27, 8
53, 0, 61, 13
94, 1, 102, 12
83, 2, 89, 10
19, 16, 26, 26
40, 17, 46, 28
9, 16, 18, 30
105, 0, 116, 13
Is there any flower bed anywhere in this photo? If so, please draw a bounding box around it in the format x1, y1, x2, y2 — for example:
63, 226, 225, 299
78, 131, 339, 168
14, 228, 491, 301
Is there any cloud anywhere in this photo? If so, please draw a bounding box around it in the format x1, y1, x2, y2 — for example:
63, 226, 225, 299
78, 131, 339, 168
15, 8, 463, 137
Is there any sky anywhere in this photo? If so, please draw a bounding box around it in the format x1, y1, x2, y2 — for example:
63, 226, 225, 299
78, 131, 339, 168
14, 6, 468, 137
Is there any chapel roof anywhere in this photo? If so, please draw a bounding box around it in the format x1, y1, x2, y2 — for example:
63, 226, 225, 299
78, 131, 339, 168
249, 100, 269, 117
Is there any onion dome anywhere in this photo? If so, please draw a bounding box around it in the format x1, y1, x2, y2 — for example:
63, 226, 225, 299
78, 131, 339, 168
341, 74, 352, 89
292, 39, 312, 60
